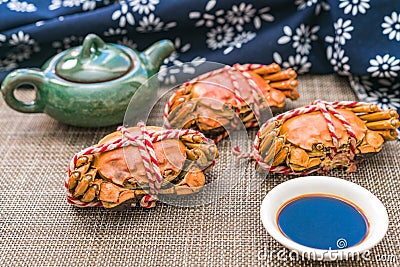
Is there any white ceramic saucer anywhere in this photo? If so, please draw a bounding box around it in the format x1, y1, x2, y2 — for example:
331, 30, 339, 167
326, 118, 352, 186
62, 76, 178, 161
260, 176, 388, 261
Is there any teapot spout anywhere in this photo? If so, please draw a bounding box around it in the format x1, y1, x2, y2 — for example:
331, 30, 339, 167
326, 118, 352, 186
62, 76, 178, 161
144, 40, 174, 72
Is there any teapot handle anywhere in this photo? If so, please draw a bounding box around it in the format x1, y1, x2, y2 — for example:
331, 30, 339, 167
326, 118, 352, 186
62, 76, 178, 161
1, 69, 46, 113
79, 34, 106, 60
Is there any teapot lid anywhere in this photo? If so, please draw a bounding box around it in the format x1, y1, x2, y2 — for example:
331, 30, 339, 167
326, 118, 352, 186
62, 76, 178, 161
55, 34, 133, 83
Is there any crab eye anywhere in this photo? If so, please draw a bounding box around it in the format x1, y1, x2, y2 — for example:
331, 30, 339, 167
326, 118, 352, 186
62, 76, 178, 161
316, 144, 324, 150
163, 169, 174, 177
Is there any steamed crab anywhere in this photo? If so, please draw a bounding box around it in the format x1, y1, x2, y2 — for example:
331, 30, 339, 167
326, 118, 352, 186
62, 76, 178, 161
254, 100, 399, 174
66, 125, 218, 209
165, 63, 299, 139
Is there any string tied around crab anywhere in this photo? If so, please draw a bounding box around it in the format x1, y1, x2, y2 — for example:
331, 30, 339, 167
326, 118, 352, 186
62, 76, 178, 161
232, 100, 367, 175
65, 121, 205, 209
163, 63, 274, 144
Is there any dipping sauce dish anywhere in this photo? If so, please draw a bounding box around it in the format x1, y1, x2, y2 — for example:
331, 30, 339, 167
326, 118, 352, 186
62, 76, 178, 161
260, 176, 388, 261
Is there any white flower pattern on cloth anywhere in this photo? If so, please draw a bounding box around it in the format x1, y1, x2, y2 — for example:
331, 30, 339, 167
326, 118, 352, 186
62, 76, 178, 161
81, 0, 97, 11
365, 87, 400, 110
349, 75, 373, 99
190, 1, 274, 52
117, 37, 137, 50
277, 24, 320, 55
162, 38, 191, 67
206, 24, 234, 50
0, 0, 399, 141
8, 31, 40, 62
223, 3, 273, 31
158, 57, 206, 85
51, 35, 83, 53
324, 18, 354, 75
367, 54, 400, 78
136, 14, 177, 33
295, 0, 330, 15
49, 0, 107, 11
103, 27, 128, 37
189, 0, 225, 28
225, 3, 256, 31
327, 45, 351, 75
0, 33, 18, 71
273, 52, 312, 74
6, 0, 37, 12
325, 18, 354, 45
129, 0, 159, 15
0, 58, 17, 71
381, 11, 400, 42
339, 0, 370, 16
158, 37, 206, 85
223, 31, 256, 55
253, 6, 274, 28
112, 1, 135, 27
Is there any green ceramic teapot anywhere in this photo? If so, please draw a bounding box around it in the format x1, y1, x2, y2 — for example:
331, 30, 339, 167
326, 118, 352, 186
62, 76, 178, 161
1, 34, 174, 127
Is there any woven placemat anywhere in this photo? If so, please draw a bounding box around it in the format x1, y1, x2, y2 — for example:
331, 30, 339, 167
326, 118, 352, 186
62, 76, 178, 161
1, 75, 399, 267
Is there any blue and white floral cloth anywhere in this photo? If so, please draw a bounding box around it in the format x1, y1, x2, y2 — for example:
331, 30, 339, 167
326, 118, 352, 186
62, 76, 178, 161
1, 0, 400, 113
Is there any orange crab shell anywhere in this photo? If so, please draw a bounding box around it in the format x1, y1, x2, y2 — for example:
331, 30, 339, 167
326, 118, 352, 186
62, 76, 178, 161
281, 109, 368, 151
95, 127, 187, 188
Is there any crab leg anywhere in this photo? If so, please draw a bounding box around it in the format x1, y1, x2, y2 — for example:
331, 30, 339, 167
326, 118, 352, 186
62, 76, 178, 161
169, 97, 196, 116
80, 179, 101, 203
259, 130, 276, 158
73, 169, 97, 198
168, 102, 197, 127
99, 182, 137, 209
270, 80, 299, 90
76, 155, 93, 168
366, 118, 400, 130
349, 104, 379, 113
252, 63, 281, 75
180, 134, 203, 143
273, 145, 289, 166
375, 130, 398, 140
241, 111, 256, 125
354, 107, 400, 140
183, 142, 218, 163
68, 155, 94, 192
274, 88, 300, 100
359, 109, 398, 121
260, 69, 299, 101
263, 68, 297, 81
259, 121, 279, 140
160, 167, 205, 195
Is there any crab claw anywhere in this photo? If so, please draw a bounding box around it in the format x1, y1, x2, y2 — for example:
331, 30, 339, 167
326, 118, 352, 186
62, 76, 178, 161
175, 168, 205, 195
99, 182, 137, 209
160, 167, 205, 195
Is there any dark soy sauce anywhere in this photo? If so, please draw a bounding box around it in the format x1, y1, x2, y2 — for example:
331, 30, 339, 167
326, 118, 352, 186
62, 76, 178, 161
277, 194, 369, 250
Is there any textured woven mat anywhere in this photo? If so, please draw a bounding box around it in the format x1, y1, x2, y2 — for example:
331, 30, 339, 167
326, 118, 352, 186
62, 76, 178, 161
1, 75, 399, 267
